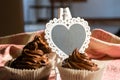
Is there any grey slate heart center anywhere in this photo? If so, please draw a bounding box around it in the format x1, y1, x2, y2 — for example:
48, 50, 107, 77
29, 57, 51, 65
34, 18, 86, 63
52, 24, 86, 55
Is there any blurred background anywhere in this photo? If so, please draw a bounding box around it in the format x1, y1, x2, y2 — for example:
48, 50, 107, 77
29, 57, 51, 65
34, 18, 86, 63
0, 0, 120, 37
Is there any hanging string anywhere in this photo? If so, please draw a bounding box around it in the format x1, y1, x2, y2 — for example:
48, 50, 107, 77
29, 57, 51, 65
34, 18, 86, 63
61, 0, 72, 8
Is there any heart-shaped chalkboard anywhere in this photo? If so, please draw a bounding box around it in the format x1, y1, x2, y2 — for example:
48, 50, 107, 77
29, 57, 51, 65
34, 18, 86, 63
52, 24, 86, 55
45, 18, 91, 59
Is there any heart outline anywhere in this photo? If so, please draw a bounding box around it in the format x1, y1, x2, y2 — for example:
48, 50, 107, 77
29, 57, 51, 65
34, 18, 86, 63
45, 17, 91, 59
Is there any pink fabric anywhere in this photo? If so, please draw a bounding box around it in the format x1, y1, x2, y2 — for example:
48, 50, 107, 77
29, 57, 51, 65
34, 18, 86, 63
0, 31, 120, 80
0, 44, 24, 66
102, 60, 120, 80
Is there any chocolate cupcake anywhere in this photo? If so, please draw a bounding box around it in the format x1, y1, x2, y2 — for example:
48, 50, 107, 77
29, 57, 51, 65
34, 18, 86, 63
5, 33, 56, 80
62, 48, 98, 71
57, 48, 104, 80
10, 34, 51, 69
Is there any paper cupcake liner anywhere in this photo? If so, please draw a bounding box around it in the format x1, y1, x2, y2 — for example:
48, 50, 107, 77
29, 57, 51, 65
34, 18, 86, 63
4, 64, 52, 80
57, 62, 105, 80
2, 53, 57, 80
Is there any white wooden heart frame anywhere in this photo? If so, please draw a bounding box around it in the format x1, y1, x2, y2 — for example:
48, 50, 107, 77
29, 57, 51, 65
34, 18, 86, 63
45, 8, 91, 59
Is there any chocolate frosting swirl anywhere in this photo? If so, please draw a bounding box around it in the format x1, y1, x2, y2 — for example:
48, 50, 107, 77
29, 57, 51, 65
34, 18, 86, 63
62, 48, 98, 71
10, 34, 52, 69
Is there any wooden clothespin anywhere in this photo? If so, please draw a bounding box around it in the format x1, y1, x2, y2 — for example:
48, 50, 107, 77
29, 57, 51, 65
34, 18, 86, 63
58, 7, 72, 20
